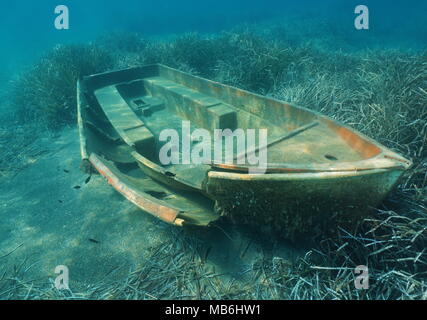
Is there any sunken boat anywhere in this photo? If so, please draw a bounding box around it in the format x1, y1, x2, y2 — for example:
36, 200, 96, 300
77, 64, 412, 239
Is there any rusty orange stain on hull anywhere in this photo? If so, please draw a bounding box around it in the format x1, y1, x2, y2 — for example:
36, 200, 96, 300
89, 153, 182, 226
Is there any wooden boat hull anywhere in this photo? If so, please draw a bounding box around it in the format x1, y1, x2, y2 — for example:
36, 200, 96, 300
207, 168, 405, 238
77, 64, 411, 238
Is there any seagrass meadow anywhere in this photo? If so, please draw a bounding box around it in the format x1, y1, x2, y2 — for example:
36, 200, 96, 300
0, 12, 426, 299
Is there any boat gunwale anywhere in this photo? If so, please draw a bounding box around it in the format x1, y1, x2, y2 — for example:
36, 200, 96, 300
207, 166, 403, 181
77, 80, 89, 161
210, 151, 411, 174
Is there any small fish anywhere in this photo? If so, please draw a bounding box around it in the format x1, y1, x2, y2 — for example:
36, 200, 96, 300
88, 238, 100, 244
84, 175, 91, 184
73, 185, 81, 190
63, 169, 70, 173
58, 200, 63, 203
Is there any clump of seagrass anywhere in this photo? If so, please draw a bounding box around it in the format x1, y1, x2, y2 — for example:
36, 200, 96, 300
100, 31, 313, 93
212, 31, 313, 93
9, 44, 114, 129
97, 31, 147, 53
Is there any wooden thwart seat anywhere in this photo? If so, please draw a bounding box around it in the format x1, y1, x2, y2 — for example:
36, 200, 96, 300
143, 77, 237, 131
95, 85, 155, 153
